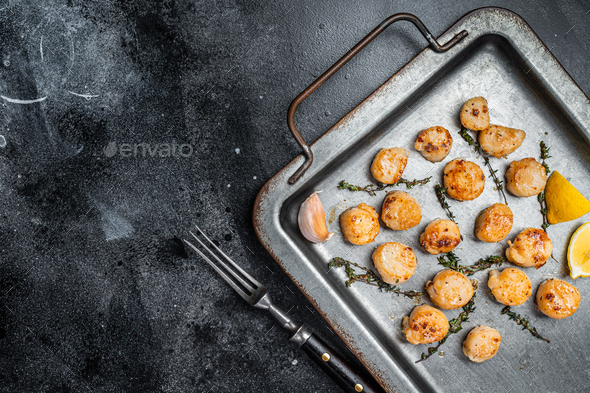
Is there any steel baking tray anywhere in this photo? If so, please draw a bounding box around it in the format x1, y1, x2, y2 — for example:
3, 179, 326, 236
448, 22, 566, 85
254, 7, 590, 393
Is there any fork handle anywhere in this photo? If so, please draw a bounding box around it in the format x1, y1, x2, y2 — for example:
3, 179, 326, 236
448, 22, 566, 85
301, 333, 378, 393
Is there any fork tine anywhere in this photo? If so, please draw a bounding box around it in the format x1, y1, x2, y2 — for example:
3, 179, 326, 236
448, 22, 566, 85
183, 237, 253, 301
187, 229, 261, 294
193, 225, 263, 289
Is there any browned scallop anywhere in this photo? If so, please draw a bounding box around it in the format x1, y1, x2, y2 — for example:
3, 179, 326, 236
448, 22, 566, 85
487, 268, 532, 306
462, 326, 501, 363
505, 158, 547, 197
536, 279, 581, 319
474, 203, 513, 243
478, 125, 526, 158
402, 305, 449, 345
425, 269, 474, 310
420, 219, 461, 255
370, 147, 409, 184
460, 97, 490, 131
506, 228, 552, 269
443, 158, 485, 201
414, 126, 453, 162
381, 191, 422, 231
372, 242, 417, 284
339, 203, 380, 245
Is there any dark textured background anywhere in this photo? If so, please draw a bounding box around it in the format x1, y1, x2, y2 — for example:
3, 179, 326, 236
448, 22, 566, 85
0, 1, 588, 392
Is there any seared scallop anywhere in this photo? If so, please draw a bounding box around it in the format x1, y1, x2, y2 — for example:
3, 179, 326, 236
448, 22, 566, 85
505, 228, 552, 269
370, 147, 409, 184
479, 125, 526, 158
420, 219, 461, 255
414, 126, 453, 162
339, 203, 380, 245
487, 268, 532, 306
460, 97, 490, 131
536, 279, 581, 319
462, 326, 501, 363
425, 269, 474, 310
381, 191, 422, 231
505, 158, 547, 197
443, 158, 485, 201
402, 305, 449, 345
372, 242, 417, 285
474, 203, 513, 243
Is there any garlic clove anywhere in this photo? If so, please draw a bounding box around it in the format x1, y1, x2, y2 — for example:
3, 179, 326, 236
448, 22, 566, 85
298, 191, 334, 243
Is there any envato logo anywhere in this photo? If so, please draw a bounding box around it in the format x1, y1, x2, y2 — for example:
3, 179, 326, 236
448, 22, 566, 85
103, 141, 193, 158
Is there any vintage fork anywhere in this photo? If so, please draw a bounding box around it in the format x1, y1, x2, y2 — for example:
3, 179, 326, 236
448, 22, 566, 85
184, 227, 378, 393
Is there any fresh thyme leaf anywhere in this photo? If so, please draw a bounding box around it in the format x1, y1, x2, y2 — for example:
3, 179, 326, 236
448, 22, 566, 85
435, 183, 458, 224
538, 141, 551, 231
438, 251, 505, 276
537, 192, 550, 231
459, 126, 508, 204
328, 257, 424, 299
338, 177, 431, 196
501, 306, 550, 343
416, 293, 477, 363
540, 141, 551, 175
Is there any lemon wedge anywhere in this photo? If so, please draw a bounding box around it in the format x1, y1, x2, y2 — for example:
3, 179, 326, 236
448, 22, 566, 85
568, 222, 590, 279
545, 171, 590, 224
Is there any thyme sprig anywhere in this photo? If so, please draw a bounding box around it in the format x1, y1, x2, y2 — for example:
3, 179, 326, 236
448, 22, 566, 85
416, 293, 477, 363
438, 251, 505, 276
540, 141, 551, 175
328, 257, 424, 299
501, 306, 550, 343
338, 177, 431, 196
538, 192, 550, 231
459, 127, 508, 204
435, 183, 458, 224
538, 141, 551, 231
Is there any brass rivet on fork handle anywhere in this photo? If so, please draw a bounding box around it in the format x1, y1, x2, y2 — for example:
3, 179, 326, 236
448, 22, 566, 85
287, 13, 468, 184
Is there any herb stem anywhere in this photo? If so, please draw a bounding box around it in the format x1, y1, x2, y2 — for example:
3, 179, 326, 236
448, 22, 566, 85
538, 192, 550, 231
501, 306, 550, 343
540, 141, 551, 175
435, 183, 457, 224
416, 293, 477, 363
338, 177, 431, 196
438, 251, 505, 276
328, 257, 424, 299
459, 127, 507, 204
539, 141, 551, 231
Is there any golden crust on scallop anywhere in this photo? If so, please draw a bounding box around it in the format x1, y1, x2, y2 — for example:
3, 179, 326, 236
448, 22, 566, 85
478, 125, 526, 158
339, 203, 380, 245
487, 268, 532, 306
443, 158, 485, 201
460, 97, 490, 131
414, 126, 453, 162
420, 219, 461, 255
425, 269, 474, 310
462, 326, 501, 363
402, 305, 449, 345
370, 147, 409, 184
372, 242, 417, 285
381, 191, 422, 231
535, 279, 581, 319
474, 203, 513, 243
505, 228, 552, 269
505, 158, 547, 197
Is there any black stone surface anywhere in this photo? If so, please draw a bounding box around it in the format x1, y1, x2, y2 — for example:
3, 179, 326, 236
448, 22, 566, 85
0, 1, 588, 392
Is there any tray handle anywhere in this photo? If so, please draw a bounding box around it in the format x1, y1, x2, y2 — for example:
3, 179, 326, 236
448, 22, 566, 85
287, 13, 468, 184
